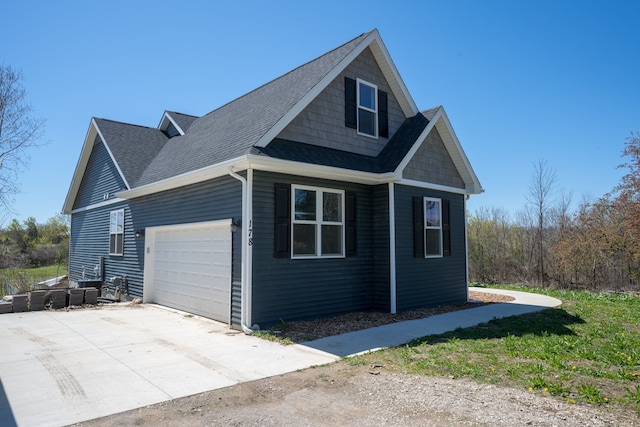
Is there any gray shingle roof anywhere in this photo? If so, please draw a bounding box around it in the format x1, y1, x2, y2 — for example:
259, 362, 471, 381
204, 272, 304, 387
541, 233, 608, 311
166, 111, 198, 133
93, 118, 168, 188
131, 31, 373, 187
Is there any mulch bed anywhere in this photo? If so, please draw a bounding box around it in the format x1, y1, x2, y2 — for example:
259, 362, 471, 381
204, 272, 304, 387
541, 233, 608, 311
276, 291, 515, 343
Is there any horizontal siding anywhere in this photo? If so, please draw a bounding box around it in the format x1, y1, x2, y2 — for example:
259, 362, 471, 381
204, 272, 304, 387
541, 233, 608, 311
251, 171, 375, 326
70, 176, 243, 322
394, 184, 467, 311
371, 184, 390, 311
73, 137, 127, 209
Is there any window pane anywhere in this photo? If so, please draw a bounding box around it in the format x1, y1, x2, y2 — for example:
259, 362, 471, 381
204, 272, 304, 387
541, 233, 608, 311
294, 189, 316, 220
323, 192, 342, 222
117, 211, 124, 232
110, 212, 117, 233
321, 225, 342, 255
116, 234, 124, 255
359, 82, 375, 110
425, 229, 441, 256
425, 200, 441, 227
358, 109, 375, 136
109, 234, 116, 254
293, 224, 316, 255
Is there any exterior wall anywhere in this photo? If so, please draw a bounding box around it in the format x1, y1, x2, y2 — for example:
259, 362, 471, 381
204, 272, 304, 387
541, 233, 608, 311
73, 137, 126, 209
69, 173, 243, 324
371, 184, 390, 311
403, 127, 465, 189
251, 170, 381, 326
276, 47, 406, 157
393, 184, 467, 311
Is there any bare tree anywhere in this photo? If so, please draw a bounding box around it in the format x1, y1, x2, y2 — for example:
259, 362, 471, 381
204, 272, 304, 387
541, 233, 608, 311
525, 159, 556, 285
0, 65, 46, 215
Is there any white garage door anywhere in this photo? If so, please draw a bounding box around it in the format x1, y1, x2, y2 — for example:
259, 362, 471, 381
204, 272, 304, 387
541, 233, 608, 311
144, 220, 232, 323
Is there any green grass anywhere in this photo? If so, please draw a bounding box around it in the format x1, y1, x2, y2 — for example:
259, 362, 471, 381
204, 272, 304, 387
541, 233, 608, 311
353, 285, 640, 413
0, 265, 68, 296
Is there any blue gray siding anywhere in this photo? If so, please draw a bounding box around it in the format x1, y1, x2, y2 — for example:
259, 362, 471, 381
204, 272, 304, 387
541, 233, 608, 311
70, 172, 243, 324
371, 184, 390, 310
73, 137, 126, 209
251, 171, 377, 326
393, 184, 467, 310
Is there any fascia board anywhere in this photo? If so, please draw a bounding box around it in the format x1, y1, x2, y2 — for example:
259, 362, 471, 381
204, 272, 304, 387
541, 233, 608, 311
158, 111, 185, 135
93, 122, 131, 192
117, 154, 397, 201
367, 31, 419, 116
397, 178, 470, 195
117, 156, 249, 199
395, 107, 442, 173
62, 119, 99, 214
245, 154, 397, 185
436, 109, 483, 194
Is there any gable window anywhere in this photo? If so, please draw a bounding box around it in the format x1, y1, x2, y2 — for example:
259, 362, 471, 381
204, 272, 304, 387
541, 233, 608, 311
292, 185, 345, 258
109, 209, 124, 256
357, 79, 377, 137
344, 77, 389, 138
413, 197, 451, 258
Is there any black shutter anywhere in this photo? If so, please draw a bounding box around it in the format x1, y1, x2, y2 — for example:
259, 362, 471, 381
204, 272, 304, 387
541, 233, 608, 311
413, 197, 424, 258
274, 183, 291, 258
378, 90, 388, 138
345, 191, 357, 257
442, 199, 451, 257
344, 77, 357, 129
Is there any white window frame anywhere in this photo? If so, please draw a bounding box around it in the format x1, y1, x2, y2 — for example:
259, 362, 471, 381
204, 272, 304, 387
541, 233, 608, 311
291, 185, 345, 259
424, 197, 443, 258
109, 209, 124, 256
356, 78, 378, 138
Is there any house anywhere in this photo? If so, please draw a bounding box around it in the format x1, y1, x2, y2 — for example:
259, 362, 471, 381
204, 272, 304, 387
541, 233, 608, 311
62, 29, 483, 331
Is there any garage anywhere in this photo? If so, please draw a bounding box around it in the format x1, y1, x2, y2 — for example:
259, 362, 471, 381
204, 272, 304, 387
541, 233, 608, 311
143, 219, 232, 323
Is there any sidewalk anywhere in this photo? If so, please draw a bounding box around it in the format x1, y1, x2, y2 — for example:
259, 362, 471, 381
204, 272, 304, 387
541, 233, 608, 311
300, 287, 562, 357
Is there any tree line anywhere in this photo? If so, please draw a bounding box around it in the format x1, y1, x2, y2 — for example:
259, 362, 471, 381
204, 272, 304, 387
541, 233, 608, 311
0, 214, 69, 268
468, 133, 640, 292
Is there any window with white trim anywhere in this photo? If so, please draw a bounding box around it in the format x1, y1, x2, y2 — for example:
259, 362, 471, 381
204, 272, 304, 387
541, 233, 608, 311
357, 78, 378, 137
109, 209, 124, 255
424, 197, 442, 257
292, 185, 345, 258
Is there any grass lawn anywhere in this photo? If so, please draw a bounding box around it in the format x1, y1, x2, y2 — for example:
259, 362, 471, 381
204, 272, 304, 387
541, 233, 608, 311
0, 265, 68, 296
351, 285, 640, 412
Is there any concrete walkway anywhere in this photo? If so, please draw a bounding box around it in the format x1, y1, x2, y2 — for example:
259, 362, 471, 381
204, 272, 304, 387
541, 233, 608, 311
0, 287, 560, 426
301, 287, 562, 357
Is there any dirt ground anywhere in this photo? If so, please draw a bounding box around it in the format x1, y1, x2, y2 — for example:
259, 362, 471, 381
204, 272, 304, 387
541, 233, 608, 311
74, 292, 638, 426
76, 361, 637, 426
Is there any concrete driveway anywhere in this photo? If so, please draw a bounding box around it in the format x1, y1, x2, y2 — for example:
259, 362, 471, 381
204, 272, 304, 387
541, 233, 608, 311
0, 303, 338, 427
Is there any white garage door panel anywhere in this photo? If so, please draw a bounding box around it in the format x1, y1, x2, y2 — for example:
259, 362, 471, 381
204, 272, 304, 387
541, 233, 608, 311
147, 222, 232, 323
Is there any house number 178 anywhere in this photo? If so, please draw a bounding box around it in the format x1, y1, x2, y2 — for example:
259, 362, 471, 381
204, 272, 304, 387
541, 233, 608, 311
248, 220, 253, 246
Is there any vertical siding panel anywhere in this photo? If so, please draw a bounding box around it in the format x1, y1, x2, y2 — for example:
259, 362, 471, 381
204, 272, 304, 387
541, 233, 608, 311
371, 184, 390, 311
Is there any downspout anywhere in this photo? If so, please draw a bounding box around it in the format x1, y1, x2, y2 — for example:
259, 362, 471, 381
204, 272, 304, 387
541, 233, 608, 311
228, 167, 257, 334
464, 194, 470, 301
388, 182, 397, 314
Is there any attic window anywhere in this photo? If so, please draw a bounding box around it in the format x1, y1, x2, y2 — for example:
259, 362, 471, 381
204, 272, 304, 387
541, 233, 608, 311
344, 77, 388, 138
163, 122, 181, 138
357, 79, 377, 137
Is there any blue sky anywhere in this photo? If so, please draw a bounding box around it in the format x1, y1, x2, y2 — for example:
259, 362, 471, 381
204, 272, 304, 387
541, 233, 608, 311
1, 0, 638, 224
